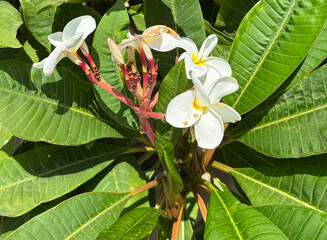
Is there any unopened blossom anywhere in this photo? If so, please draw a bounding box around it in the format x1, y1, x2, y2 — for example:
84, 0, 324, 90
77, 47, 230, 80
178, 34, 231, 89
33, 15, 96, 76
166, 71, 241, 149
118, 25, 181, 53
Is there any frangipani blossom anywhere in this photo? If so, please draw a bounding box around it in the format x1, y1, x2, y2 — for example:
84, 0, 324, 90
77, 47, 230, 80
33, 15, 96, 76
178, 34, 232, 90
118, 25, 181, 53
166, 71, 241, 149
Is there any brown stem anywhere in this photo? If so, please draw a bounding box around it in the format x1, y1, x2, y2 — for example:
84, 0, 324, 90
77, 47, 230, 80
139, 115, 156, 147
203, 148, 216, 167
171, 204, 184, 240
132, 178, 164, 197
192, 187, 207, 222
146, 111, 166, 120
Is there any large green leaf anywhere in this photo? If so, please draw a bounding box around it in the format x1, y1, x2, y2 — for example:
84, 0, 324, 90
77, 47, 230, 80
225, 0, 327, 115
214, 0, 259, 37
0, 126, 15, 160
155, 60, 188, 158
214, 141, 327, 168
0, 61, 137, 145
3, 192, 130, 240
20, 0, 100, 51
279, 22, 327, 92
0, 143, 127, 217
97, 207, 160, 240
255, 205, 327, 240
178, 209, 195, 240
204, 187, 288, 239
92, 0, 139, 131
86, 155, 148, 210
231, 167, 327, 214
36, 0, 93, 13
0, 1, 23, 48
232, 64, 327, 157
144, 0, 206, 76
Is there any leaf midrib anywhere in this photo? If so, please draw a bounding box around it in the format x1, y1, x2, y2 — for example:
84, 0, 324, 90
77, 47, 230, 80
215, 190, 243, 240
0, 150, 123, 192
231, 0, 297, 109
235, 103, 327, 137
232, 169, 325, 214
65, 194, 130, 239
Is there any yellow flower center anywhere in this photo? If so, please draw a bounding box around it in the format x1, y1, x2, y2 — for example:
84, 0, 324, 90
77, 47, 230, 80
193, 100, 208, 113
192, 53, 206, 66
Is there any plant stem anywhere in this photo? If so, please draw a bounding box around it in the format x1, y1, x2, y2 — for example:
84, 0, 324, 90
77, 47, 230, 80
132, 178, 164, 197
171, 204, 184, 240
211, 161, 231, 173
192, 187, 207, 222
123, 146, 155, 154
146, 111, 166, 120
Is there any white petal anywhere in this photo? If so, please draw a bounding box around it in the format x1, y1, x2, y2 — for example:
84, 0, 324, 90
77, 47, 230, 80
181, 53, 208, 78
209, 102, 241, 123
33, 58, 47, 69
190, 71, 210, 106
202, 67, 221, 91
208, 76, 239, 102
197, 34, 217, 59
177, 37, 198, 56
194, 109, 224, 149
204, 57, 232, 77
48, 32, 63, 47
65, 32, 84, 51
43, 45, 65, 76
145, 33, 180, 52
166, 90, 202, 128
62, 15, 96, 41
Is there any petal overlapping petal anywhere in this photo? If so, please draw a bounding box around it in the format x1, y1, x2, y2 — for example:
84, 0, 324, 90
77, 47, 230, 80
43, 45, 65, 76
62, 15, 96, 41
194, 109, 224, 149
190, 71, 210, 106
204, 57, 232, 77
166, 90, 202, 128
208, 76, 239, 102
65, 32, 84, 51
48, 32, 63, 47
209, 102, 241, 123
197, 34, 218, 60
181, 53, 208, 78
177, 37, 198, 56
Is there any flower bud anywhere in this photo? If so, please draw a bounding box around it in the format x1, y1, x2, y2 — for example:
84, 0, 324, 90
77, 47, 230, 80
108, 38, 125, 66
128, 46, 135, 63
80, 41, 89, 56
140, 39, 153, 61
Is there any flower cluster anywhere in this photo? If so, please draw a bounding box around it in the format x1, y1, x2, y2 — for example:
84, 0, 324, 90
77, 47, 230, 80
34, 15, 241, 149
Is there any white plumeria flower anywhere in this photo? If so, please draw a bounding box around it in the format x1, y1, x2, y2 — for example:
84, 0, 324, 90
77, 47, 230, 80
33, 15, 96, 76
178, 34, 232, 90
118, 25, 181, 53
166, 71, 241, 149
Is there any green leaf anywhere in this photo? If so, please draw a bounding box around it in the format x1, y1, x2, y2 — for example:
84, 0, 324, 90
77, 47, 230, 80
178, 209, 195, 240
97, 207, 160, 240
3, 192, 130, 240
0, 126, 15, 160
0, 1, 23, 48
215, 141, 327, 168
255, 205, 327, 240
144, 0, 206, 76
225, 0, 327, 115
20, 0, 100, 51
0, 61, 137, 145
159, 143, 183, 193
36, 0, 92, 13
128, 4, 146, 32
214, 0, 259, 38
232, 64, 327, 157
155, 60, 188, 159
231, 166, 327, 214
279, 22, 327, 92
0, 143, 127, 217
204, 20, 233, 61
92, 0, 139, 131
86, 155, 149, 210
204, 188, 288, 239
